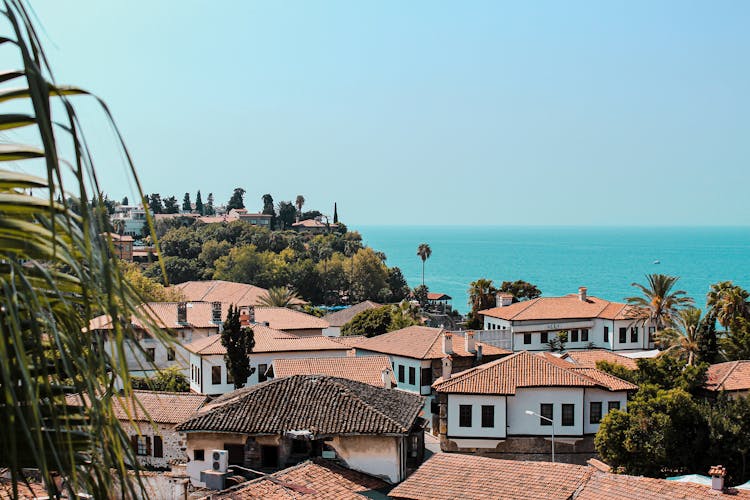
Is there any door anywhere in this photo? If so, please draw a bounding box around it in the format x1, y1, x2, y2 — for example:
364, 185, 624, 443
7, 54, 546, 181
260, 445, 279, 468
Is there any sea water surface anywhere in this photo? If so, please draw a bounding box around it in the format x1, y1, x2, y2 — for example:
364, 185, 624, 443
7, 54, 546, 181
357, 226, 750, 314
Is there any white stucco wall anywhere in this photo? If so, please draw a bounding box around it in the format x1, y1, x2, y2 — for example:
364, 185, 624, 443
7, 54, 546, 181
189, 349, 350, 395
583, 388, 628, 434
322, 326, 341, 337
506, 387, 584, 437
185, 433, 247, 487
331, 435, 402, 484
355, 350, 432, 395
447, 394, 506, 438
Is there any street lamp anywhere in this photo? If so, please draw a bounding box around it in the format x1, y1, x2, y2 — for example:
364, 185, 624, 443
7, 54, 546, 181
525, 410, 555, 463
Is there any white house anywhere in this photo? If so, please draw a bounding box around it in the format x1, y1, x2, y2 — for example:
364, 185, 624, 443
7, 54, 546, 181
184, 324, 351, 395
432, 350, 637, 463
88, 301, 223, 378
479, 287, 655, 353
175, 375, 425, 486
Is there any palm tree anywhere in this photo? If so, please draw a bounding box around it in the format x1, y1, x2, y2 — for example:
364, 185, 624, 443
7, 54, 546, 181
0, 3, 169, 496
295, 194, 305, 221
707, 281, 749, 332
626, 274, 694, 332
657, 307, 702, 365
468, 278, 498, 313
259, 286, 302, 308
417, 243, 432, 287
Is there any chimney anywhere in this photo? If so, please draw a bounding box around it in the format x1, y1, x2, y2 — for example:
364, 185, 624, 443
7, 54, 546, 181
578, 287, 588, 302
476, 343, 483, 362
442, 332, 453, 355
465, 331, 476, 354
177, 302, 187, 324
709, 465, 726, 491
248, 305, 256, 324
381, 367, 393, 389
442, 357, 452, 380
211, 302, 222, 323
495, 293, 513, 307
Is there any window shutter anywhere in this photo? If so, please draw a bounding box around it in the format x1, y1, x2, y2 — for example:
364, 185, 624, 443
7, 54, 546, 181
146, 436, 152, 456
130, 435, 139, 452
154, 435, 163, 458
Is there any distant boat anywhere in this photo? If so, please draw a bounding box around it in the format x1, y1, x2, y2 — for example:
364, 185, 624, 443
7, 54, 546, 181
653, 259, 660, 264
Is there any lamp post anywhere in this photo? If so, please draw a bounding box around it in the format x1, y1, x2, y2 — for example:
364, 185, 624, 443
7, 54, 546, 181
525, 410, 555, 463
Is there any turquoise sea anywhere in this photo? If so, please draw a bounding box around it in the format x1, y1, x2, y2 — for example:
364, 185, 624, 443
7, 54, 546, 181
357, 226, 750, 314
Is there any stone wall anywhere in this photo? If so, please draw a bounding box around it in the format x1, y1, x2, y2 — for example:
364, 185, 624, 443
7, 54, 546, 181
126, 421, 188, 469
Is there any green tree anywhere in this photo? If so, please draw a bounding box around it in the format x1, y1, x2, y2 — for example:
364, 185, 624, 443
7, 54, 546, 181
182, 192, 191, 212
595, 386, 709, 477
722, 317, 750, 361
277, 201, 297, 229
627, 274, 694, 332
163, 195, 179, 214
194, 190, 204, 215
349, 248, 390, 302
341, 306, 394, 337
131, 366, 190, 392
144, 256, 202, 284
696, 310, 719, 364
333, 202, 339, 224
148, 193, 164, 213
262, 193, 275, 228
121, 195, 129, 205
0, 4, 170, 495
702, 394, 750, 484
466, 278, 498, 329
120, 262, 185, 302
412, 285, 429, 308
159, 226, 202, 259
657, 307, 703, 365
389, 301, 422, 330
295, 194, 305, 219
499, 280, 542, 302
258, 286, 302, 308
707, 281, 749, 334
387, 267, 410, 302
221, 305, 256, 389
205, 192, 216, 215
227, 187, 246, 210
417, 243, 432, 287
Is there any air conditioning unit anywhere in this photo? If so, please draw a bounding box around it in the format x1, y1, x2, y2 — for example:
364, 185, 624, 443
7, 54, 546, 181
211, 449, 228, 473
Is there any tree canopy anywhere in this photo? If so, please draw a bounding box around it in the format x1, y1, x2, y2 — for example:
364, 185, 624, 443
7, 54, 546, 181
221, 305, 256, 389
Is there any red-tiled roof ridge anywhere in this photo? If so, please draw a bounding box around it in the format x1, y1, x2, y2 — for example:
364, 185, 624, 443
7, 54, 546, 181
479, 294, 636, 321
706, 360, 750, 392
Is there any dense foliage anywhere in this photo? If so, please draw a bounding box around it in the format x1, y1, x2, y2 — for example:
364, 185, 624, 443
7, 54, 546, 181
131, 366, 190, 392
341, 302, 422, 337
221, 305, 256, 389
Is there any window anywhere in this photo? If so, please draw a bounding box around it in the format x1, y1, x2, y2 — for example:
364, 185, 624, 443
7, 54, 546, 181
570, 329, 579, 342
145, 348, 155, 362
212, 366, 222, 385
540, 332, 548, 344
604, 326, 609, 342
133, 435, 150, 456
540, 403, 553, 426
409, 366, 416, 385
258, 363, 268, 383
197, 367, 201, 385
194, 449, 205, 461
523, 333, 532, 345
191, 365, 195, 381
630, 327, 638, 343
590, 402, 602, 424
398, 365, 405, 383
649, 326, 656, 342
608, 401, 621, 412
562, 404, 575, 426
167, 348, 175, 361
291, 439, 308, 454
581, 329, 589, 342
481, 405, 494, 428
619, 327, 627, 343
153, 435, 163, 458
459, 405, 472, 427
421, 367, 432, 386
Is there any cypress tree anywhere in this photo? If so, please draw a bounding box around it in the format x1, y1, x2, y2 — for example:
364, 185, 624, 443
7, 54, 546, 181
333, 202, 338, 224
697, 311, 719, 364
221, 305, 256, 389
182, 192, 191, 212
195, 190, 204, 215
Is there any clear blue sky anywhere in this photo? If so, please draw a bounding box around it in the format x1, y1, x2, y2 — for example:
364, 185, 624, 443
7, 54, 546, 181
25, 1, 750, 225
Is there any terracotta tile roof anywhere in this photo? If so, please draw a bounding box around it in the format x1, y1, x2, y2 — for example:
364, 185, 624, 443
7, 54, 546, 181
390, 454, 750, 500
88, 302, 220, 331
562, 350, 639, 371
323, 301, 383, 327
104, 232, 134, 242
255, 307, 329, 331
273, 356, 395, 387
706, 360, 750, 392
479, 294, 636, 321
210, 459, 389, 499
292, 219, 334, 228
174, 280, 305, 306
329, 335, 368, 347
433, 351, 635, 394
66, 390, 207, 424
351, 326, 508, 360
0, 479, 51, 499
184, 326, 350, 355
569, 368, 638, 392
575, 471, 750, 500
389, 454, 593, 500
427, 293, 452, 301
176, 375, 424, 436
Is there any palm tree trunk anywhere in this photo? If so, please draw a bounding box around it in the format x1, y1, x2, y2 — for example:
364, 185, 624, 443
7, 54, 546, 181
422, 260, 425, 287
